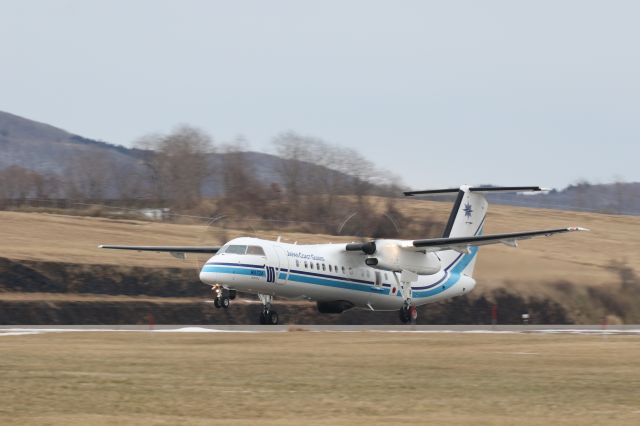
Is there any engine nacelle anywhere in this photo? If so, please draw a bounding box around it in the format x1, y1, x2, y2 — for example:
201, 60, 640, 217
364, 240, 441, 275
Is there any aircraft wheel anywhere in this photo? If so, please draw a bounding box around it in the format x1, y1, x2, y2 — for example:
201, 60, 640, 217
399, 306, 411, 324
268, 311, 279, 325
214, 298, 221, 309
221, 297, 230, 309
409, 306, 418, 323
259, 311, 267, 324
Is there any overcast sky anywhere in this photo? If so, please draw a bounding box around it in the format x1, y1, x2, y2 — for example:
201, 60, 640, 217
1, 0, 638, 189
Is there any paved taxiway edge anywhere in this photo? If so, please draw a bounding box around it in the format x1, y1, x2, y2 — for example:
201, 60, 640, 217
2, 324, 640, 335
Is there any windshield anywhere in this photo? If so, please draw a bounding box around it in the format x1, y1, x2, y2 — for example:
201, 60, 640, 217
220, 245, 265, 256
246, 246, 266, 256
224, 245, 247, 255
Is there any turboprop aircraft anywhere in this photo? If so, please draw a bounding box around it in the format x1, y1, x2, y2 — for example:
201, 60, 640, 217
100, 185, 587, 324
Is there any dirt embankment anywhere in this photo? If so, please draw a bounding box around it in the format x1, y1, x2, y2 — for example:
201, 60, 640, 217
0, 257, 593, 325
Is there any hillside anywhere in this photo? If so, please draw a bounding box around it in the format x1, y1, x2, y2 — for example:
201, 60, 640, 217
0, 111, 142, 176
0, 110, 357, 199
2, 110, 639, 214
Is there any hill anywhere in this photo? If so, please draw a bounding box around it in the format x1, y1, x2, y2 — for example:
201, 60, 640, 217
0, 110, 362, 199
2, 110, 639, 214
0, 111, 143, 176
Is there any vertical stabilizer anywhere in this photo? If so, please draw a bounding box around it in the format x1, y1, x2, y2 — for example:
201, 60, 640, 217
438, 186, 487, 277
404, 185, 546, 278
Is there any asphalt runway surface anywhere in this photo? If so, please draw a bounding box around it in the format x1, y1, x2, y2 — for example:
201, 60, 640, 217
2, 324, 640, 336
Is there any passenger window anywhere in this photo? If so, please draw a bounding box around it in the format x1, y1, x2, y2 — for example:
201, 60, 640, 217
246, 246, 265, 256
296, 260, 300, 267
328, 265, 332, 272
304, 261, 308, 268
335, 265, 339, 273
322, 264, 326, 271
225, 245, 247, 255
341, 266, 345, 274
316, 263, 320, 270
310, 263, 314, 270
348, 267, 353, 276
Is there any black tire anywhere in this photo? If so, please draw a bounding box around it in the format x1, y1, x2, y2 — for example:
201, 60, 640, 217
399, 307, 411, 324
268, 311, 279, 325
259, 311, 267, 324
214, 298, 221, 309
221, 297, 230, 309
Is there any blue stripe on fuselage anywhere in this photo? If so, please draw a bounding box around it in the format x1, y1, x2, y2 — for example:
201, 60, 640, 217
202, 264, 390, 294
202, 265, 266, 278
412, 246, 477, 298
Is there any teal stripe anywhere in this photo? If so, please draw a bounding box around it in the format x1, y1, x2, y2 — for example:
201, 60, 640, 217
286, 273, 390, 295
412, 246, 478, 298
202, 265, 265, 278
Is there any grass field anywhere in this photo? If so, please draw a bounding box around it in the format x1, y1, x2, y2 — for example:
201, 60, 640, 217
2, 199, 639, 293
1, 331, 639, 425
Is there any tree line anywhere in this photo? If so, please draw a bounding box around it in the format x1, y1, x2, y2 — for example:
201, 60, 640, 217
1, 126, 441, 238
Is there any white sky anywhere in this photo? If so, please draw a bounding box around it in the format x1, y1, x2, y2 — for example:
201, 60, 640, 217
1, 0, 638, 189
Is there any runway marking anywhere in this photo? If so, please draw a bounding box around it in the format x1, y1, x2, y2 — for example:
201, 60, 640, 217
154, 327, 259, 333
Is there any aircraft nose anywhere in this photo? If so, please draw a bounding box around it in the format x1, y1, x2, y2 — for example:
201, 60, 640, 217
199, 255, 220, 284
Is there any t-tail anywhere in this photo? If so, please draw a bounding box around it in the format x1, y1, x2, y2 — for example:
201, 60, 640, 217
404, 186, 548, 278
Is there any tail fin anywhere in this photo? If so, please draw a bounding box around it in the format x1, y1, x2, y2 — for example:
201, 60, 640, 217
405, 185, 546, 277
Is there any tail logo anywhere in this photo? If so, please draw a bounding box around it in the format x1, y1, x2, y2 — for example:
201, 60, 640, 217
463, 202, 473, 219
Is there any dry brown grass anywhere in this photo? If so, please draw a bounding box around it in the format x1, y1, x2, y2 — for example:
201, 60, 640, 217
0, 332, 639, 425
2, 200, 639, 294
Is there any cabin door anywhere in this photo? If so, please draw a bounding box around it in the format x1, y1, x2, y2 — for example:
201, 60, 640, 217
274, 246, 289, 284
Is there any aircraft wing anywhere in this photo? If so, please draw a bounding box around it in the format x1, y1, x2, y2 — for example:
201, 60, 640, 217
401, 227, 588, 252
99, 245, 220, 254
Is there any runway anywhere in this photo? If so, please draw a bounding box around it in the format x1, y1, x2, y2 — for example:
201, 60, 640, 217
2, 324, 640, 336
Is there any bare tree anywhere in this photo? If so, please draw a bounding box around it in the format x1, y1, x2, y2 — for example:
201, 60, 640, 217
272, 131, 312, 204
217, 139, 267, 216
62, 151, 114, 200
135, 125, 214, 209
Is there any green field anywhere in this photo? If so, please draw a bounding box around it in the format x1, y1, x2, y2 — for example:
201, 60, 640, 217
1, 332, 639, 425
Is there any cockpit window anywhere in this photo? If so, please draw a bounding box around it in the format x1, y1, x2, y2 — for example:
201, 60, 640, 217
224, 245, 247, 255
219, 244, 264, 256
246, 245, 266, 256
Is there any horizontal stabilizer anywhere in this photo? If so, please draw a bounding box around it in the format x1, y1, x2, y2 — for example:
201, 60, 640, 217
402, 227, 588, 252
404, 186, 547, 196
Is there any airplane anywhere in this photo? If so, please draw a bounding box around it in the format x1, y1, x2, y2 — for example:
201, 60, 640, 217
100, 185, 588, 324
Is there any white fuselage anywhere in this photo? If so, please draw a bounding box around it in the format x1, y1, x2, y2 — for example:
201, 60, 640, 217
199, 237, 476, 311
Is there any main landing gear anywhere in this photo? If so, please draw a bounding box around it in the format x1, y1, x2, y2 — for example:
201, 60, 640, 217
399, 302, 417, 324
212, 285, 235, 309
258, 294, 279, 325
397, 271, 418, 324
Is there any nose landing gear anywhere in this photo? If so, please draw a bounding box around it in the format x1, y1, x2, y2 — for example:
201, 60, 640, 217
212, 285, 235, 309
